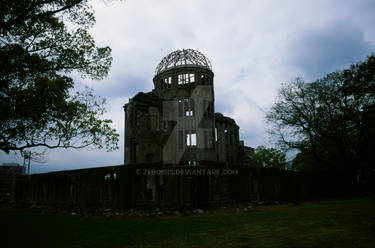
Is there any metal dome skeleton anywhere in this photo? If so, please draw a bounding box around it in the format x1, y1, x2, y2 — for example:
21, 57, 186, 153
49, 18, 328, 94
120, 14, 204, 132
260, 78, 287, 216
155, 49, 212, 75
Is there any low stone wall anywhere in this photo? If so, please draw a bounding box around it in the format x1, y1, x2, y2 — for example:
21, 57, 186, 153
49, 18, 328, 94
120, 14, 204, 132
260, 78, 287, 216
11, 164, 359, 210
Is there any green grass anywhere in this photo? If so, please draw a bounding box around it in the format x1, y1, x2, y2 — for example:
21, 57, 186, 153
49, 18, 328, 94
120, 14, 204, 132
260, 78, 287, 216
2, 197, 375, 248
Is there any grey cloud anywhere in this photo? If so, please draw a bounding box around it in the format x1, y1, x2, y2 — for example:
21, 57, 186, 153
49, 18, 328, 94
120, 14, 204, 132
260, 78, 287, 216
215, 98, 234, 115
98, 74, 152, 99
288, 21, 374, 81
240, 125, 270, 148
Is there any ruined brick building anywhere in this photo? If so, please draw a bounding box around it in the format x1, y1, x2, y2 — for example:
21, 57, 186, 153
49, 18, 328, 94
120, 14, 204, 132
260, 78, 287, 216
8, 50, 361, 210
124, 49, 241, 166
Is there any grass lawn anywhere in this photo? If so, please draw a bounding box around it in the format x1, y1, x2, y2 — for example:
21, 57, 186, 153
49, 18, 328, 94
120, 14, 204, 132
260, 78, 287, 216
2, 197, 375, 248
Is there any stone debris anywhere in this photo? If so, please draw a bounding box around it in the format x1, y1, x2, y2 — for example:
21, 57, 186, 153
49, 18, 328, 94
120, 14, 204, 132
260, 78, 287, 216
193, 209, 204, 214
23, 202, 268, 217
248, 206, 255, 211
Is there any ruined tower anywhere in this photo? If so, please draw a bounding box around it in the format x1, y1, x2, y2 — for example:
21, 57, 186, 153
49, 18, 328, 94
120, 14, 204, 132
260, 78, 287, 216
124, 49, 240, 166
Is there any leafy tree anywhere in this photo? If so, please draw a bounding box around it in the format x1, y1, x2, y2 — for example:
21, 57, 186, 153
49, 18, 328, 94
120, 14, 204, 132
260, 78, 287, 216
292, 146, 331, 171
267, 54, 375, 171
0, 0, 120, 155
250, 145, 287, 170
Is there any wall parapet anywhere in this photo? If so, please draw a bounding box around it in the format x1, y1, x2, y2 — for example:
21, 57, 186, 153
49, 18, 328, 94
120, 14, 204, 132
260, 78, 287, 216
11, 164, 359, 210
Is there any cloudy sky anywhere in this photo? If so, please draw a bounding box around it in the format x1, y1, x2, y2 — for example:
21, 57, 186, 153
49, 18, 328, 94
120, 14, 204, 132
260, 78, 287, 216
1, 0, 374, 173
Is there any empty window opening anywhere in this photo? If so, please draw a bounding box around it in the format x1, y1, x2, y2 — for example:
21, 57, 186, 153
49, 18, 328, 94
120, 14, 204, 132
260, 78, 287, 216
189, 74, 195, 83
179, 98, 195, 117
200, 74, 210, 85
185, 99, 194, 116
186, 130, 197, 147
146, 181, 152, 189
184, 99, 190, 116
178, 73, 195, 85
163, 77, 172, 89
188, 160, 197, 166
178, 74, 184, 85
203, 100, 213, 117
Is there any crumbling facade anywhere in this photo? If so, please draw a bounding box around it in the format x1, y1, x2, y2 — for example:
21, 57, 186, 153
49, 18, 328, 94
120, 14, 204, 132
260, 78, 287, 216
124, 49, 240, 166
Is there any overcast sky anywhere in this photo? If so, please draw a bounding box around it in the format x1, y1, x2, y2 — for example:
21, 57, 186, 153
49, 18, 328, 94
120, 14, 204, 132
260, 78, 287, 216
1, 0, 374, 173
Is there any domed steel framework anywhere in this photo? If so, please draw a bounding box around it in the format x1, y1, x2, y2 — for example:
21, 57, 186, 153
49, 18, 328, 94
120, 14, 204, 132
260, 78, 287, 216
155, 49, 212, 75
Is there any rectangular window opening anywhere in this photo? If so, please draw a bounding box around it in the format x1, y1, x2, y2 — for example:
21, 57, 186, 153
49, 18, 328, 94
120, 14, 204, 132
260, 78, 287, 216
185, 130, 197, 147
201, 75, 206, 85
189, 73, 195, 83
163, 76, 172, 88
178, 73, 195, 85
191, 132, 196, 146
178, 74, 184, 85
188, 160, 197, 166
203, 101, 212, 118
182, 98, 195, 117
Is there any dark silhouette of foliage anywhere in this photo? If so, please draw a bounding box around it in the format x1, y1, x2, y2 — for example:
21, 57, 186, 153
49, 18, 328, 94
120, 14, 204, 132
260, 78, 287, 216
249, 145, 287, 170
267, 54, 375, 171
0, 0, 119, 155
